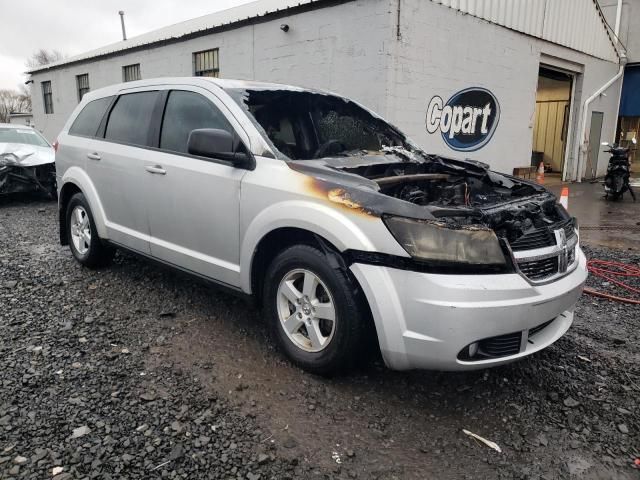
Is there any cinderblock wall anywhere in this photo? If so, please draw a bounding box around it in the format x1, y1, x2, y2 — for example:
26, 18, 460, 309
29, 1, 391, 145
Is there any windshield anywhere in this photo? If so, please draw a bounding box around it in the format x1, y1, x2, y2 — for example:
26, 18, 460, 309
228, 89, 412, 160
0, 128, 50, 148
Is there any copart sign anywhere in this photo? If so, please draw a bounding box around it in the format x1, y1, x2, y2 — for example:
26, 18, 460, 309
426, 88, 500, 152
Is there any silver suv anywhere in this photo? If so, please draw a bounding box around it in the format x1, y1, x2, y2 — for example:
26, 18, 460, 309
56, 78, 587, 374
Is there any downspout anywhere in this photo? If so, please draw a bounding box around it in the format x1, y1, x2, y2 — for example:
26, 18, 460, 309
574, 51, 627, 182
614, 0, 623, 37
612, 0, 625, 145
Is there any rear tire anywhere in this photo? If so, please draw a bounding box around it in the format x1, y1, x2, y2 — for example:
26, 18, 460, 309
263, 244, 368, 376
66, 193, 113, 268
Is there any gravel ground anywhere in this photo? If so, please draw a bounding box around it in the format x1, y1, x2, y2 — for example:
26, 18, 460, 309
1, 197, 638, 480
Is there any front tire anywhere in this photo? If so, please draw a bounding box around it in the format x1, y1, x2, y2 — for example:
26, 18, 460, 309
66, 193, 113, 268
263, 244, 368, 375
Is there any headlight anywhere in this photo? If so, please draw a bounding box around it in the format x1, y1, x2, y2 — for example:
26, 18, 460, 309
383, 216, 506, 265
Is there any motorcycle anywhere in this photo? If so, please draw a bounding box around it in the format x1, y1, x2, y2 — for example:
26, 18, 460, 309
602, 142, 636, 202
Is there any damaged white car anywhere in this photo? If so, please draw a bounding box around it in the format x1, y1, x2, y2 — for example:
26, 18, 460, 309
0, 124, 56, 197
55, 78, 588, 375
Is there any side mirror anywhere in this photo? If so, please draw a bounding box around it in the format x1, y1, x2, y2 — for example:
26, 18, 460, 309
187, 129, 253, 168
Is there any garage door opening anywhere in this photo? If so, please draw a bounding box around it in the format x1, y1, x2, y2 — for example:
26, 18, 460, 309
532, 67, 573, 181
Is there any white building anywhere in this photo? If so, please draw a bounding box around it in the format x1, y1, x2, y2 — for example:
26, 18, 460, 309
27, 0, 626, 181
8, 112, 33, 126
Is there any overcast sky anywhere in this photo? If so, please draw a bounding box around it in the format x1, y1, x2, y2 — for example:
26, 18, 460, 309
0, 0, 256, 90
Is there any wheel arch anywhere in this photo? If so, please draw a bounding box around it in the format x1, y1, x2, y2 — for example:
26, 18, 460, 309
248, 226, 381, 361
248, 227, 347, 306
58, 167, 109, 244
240, 200, 380, 295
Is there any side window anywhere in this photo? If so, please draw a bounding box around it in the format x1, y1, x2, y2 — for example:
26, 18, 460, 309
69, 97, 112, 137
105, 91, 158, 147
160, 90, 233, 154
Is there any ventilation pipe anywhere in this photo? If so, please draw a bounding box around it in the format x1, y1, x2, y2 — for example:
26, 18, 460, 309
119, 11, 127, 41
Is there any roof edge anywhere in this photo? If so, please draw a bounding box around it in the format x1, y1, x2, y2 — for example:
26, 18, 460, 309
28, 0, 355, 75
592, 0, 622, 61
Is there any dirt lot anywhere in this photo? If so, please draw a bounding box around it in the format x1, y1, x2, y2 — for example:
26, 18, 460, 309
1, 197, 638, 479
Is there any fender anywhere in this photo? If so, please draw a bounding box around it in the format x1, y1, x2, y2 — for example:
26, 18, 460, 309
60, 166, 109, 239
239, 199, 401, 293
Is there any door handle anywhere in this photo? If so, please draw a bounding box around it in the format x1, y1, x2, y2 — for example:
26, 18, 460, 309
145, 165, 167, 175
87, 152, 101, 161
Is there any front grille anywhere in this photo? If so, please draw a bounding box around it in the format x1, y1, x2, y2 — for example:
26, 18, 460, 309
510, 228, 555, 251
478, 332, 522, 357
562, 219, 576, 240
510, 218, 576, 252
518, 256, 559, 281
528, 319, 553, 338
510, 218, 578, 283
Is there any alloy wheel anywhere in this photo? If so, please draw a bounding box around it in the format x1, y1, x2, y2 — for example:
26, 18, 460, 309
70, 206, 91, 255
276, 269, 337, 353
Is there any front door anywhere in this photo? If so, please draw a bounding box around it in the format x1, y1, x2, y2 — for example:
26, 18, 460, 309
145, 88, 248, 288
586, 111, 604, 180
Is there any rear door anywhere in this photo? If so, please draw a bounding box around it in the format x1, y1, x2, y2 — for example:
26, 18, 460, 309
145, 87, 249, 287
57, 96, 113, 198
87, 90, 161, 254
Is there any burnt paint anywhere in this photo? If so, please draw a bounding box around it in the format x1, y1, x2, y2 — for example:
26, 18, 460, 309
290, 156, 555, 225
226, 85, 561, 239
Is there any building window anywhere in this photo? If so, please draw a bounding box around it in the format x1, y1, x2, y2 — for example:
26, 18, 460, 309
42, 81, 53, 114
76, 74, 90, 101
193, 49, 219, 78
122, 64, 141, 82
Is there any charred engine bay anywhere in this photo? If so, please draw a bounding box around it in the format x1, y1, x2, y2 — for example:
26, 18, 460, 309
290, 153, 568, 245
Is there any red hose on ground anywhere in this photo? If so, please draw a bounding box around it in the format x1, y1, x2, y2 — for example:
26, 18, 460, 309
583, 259, 640, 305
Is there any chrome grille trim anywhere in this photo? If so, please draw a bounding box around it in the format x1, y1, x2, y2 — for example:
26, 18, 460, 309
512, 234, 578, 262
507, 225, 579, 285
510, 218, 575, 252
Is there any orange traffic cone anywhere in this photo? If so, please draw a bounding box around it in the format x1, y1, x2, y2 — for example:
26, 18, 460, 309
536, 161, 545, 184
559, 186, 569, 210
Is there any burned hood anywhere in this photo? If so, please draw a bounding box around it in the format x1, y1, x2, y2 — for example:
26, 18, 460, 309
288, 152, 567, 245
0, 143, 54, 167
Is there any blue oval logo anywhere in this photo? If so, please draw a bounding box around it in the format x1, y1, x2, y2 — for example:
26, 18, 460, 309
425, 87, 500, 152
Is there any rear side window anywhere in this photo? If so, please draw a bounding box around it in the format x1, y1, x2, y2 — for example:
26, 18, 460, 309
105, 91, 158, 147
160, 90, 233, 154
69, 97, 112, 137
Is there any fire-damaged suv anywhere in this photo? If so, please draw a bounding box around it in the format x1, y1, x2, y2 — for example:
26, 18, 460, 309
55, 78, 587, 374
